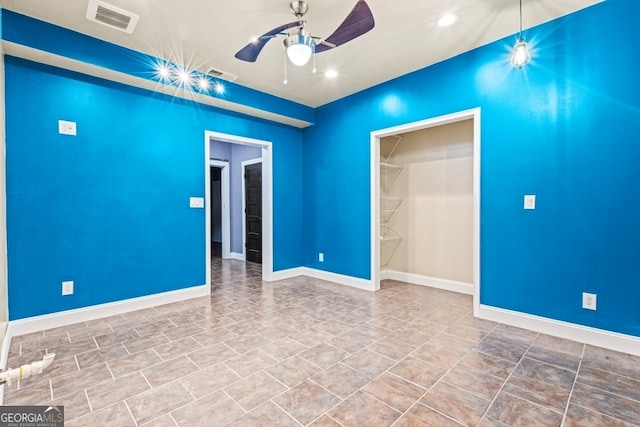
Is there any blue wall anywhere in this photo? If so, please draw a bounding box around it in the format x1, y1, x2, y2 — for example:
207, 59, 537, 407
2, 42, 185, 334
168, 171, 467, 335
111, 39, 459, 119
302, 0, 640, 337
5, 57, 303, 320
3, 0, 640, 339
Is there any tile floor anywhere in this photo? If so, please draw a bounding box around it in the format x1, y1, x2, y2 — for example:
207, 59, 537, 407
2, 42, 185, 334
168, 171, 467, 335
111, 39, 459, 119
4, 258, 640, 426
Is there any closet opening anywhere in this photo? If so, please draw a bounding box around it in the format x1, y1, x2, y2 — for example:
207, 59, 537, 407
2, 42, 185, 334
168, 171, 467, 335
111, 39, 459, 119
370, 108, 481, 316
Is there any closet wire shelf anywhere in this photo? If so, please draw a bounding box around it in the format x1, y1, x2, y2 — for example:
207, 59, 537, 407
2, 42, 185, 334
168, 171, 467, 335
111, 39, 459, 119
380, 226, 401, 267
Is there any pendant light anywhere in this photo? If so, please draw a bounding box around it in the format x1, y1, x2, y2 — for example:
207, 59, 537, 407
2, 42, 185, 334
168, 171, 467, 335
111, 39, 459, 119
511, 0, 531, 68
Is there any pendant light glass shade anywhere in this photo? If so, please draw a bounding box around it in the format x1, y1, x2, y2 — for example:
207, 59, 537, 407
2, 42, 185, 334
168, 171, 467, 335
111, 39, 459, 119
511, 37, 530, 68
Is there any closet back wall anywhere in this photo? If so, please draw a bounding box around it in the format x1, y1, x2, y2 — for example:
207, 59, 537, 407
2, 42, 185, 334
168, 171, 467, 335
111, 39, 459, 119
387, 120, 474, 284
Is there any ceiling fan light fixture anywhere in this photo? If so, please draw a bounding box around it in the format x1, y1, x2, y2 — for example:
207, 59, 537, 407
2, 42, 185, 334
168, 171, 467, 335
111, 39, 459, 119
284, 31, 315, 66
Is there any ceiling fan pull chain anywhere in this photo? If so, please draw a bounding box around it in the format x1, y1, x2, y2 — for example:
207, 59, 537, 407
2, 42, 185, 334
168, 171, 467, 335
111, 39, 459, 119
283, 50, 288, 84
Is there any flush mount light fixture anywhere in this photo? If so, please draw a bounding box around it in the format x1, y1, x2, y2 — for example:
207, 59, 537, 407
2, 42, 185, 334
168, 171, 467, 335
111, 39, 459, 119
511, 0, 531, 68
436, 13, 458, 28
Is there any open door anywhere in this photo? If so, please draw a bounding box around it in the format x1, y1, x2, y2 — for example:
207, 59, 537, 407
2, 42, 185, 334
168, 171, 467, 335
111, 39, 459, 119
244, 162, 262, 264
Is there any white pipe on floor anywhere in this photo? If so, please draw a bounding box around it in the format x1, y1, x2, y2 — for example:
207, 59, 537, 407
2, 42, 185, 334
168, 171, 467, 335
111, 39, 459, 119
0, 353, 55, 386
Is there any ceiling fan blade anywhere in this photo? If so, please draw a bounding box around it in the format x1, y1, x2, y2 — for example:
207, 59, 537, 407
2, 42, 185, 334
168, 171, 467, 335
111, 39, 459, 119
315, 0, 374, 54
235, 21, 300, 62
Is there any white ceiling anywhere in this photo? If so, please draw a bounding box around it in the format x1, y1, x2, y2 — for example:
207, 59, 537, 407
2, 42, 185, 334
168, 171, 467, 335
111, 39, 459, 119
0, 0, 603, 107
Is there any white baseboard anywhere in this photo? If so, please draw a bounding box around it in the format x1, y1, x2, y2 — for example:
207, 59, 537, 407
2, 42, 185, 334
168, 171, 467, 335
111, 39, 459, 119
301, 267, 374, 291
478, 304, 640, 357
382, 270, 473, 295
270, 267, 304, 282
227, 252, 245, 261
6, 285, 209, 344
0, 284, 209, 405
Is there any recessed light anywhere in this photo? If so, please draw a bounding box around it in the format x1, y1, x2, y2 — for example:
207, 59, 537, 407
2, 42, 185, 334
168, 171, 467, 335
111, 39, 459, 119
197, 77, 210, 90
249, 36, 259, 43
436, 13, 458, 27
214, 82, 225, 94
325, 69, 338, 78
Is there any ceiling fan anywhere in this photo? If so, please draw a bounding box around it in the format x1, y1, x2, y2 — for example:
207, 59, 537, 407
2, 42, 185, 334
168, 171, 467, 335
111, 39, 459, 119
235, 0, 375, 67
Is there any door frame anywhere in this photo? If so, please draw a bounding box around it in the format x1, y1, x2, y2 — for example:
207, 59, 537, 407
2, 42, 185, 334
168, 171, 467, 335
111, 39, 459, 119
204, 130, 274, 282
241, 158, 262, 261
370, 108, 481, 316
210, 160, 230, 259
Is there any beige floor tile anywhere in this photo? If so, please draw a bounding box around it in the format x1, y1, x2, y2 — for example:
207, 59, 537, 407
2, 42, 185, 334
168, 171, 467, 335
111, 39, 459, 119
223, 349, 278, 378
142, 355, 199, 387
341, 349, 395, 377
299, 342, 348, 369
154, 336, 203, 361
51, 362, 113, 399
123, 334, 171, 354
171, 390, 244, 426
367, 337, 415, 361
394, 403, 464, 427
389, 356, 445, 389
563, 403, 630, 427
259, 337, 308, 361
273, 380, 342, 425
310, 363, 372, 399
226, 401, 300, 427
328, 390, 401, 427
457, 350, 516, 380
421, 381, 491, 426
224, 371, 287, 411
223, 332, 270, 354
76, 343, 129, 369
186, 342, 239, 369
485, 391, 563, 427
3, 379, 52, 405
87, 371, 151, 411
67, 402, 136, 427
307, 414, 343, 427
570, 382, 640, 425
180, 363, 241, 398
126, 381, 194, 425
362, 372, 425, 412
411, 343, 467, 368
577, 365, 640, 402
191, 326, 237, 347
442, 364, 504, 401
139, 414, 178, 426
107, 348, 163, 378
266, 355, 321, 387
532, 334, 584, 357
582, 345, 640, 381
475, 337, 529, 363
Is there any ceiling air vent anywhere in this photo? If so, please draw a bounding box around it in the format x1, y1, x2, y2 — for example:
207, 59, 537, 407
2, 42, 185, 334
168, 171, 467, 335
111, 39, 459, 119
86, 0, 140, 34
206, 68, 238, 83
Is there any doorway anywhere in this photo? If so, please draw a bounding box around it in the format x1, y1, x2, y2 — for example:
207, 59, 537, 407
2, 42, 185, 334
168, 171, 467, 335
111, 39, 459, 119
243, 160, 262, 264
370, 108, 481, 315
209, 160, 230, 259
204, 131, 274, 283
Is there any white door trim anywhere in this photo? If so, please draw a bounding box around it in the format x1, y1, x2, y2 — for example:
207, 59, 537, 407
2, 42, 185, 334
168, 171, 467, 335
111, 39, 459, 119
204, 131, 274, 282
370, 108, 481, 316
241, 158, 262, 262
209, 160, 230, 259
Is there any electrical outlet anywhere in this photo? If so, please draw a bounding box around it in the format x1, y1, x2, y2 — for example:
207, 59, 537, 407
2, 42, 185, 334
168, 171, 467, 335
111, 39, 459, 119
62, 280, 74, 296
58, 120, 77, 136
319, 252, 324, 262
582, 292, 597, 310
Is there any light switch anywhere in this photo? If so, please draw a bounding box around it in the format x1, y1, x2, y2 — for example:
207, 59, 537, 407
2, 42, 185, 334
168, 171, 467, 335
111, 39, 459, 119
189, 197, 204, 208
524, 195, 536, 210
